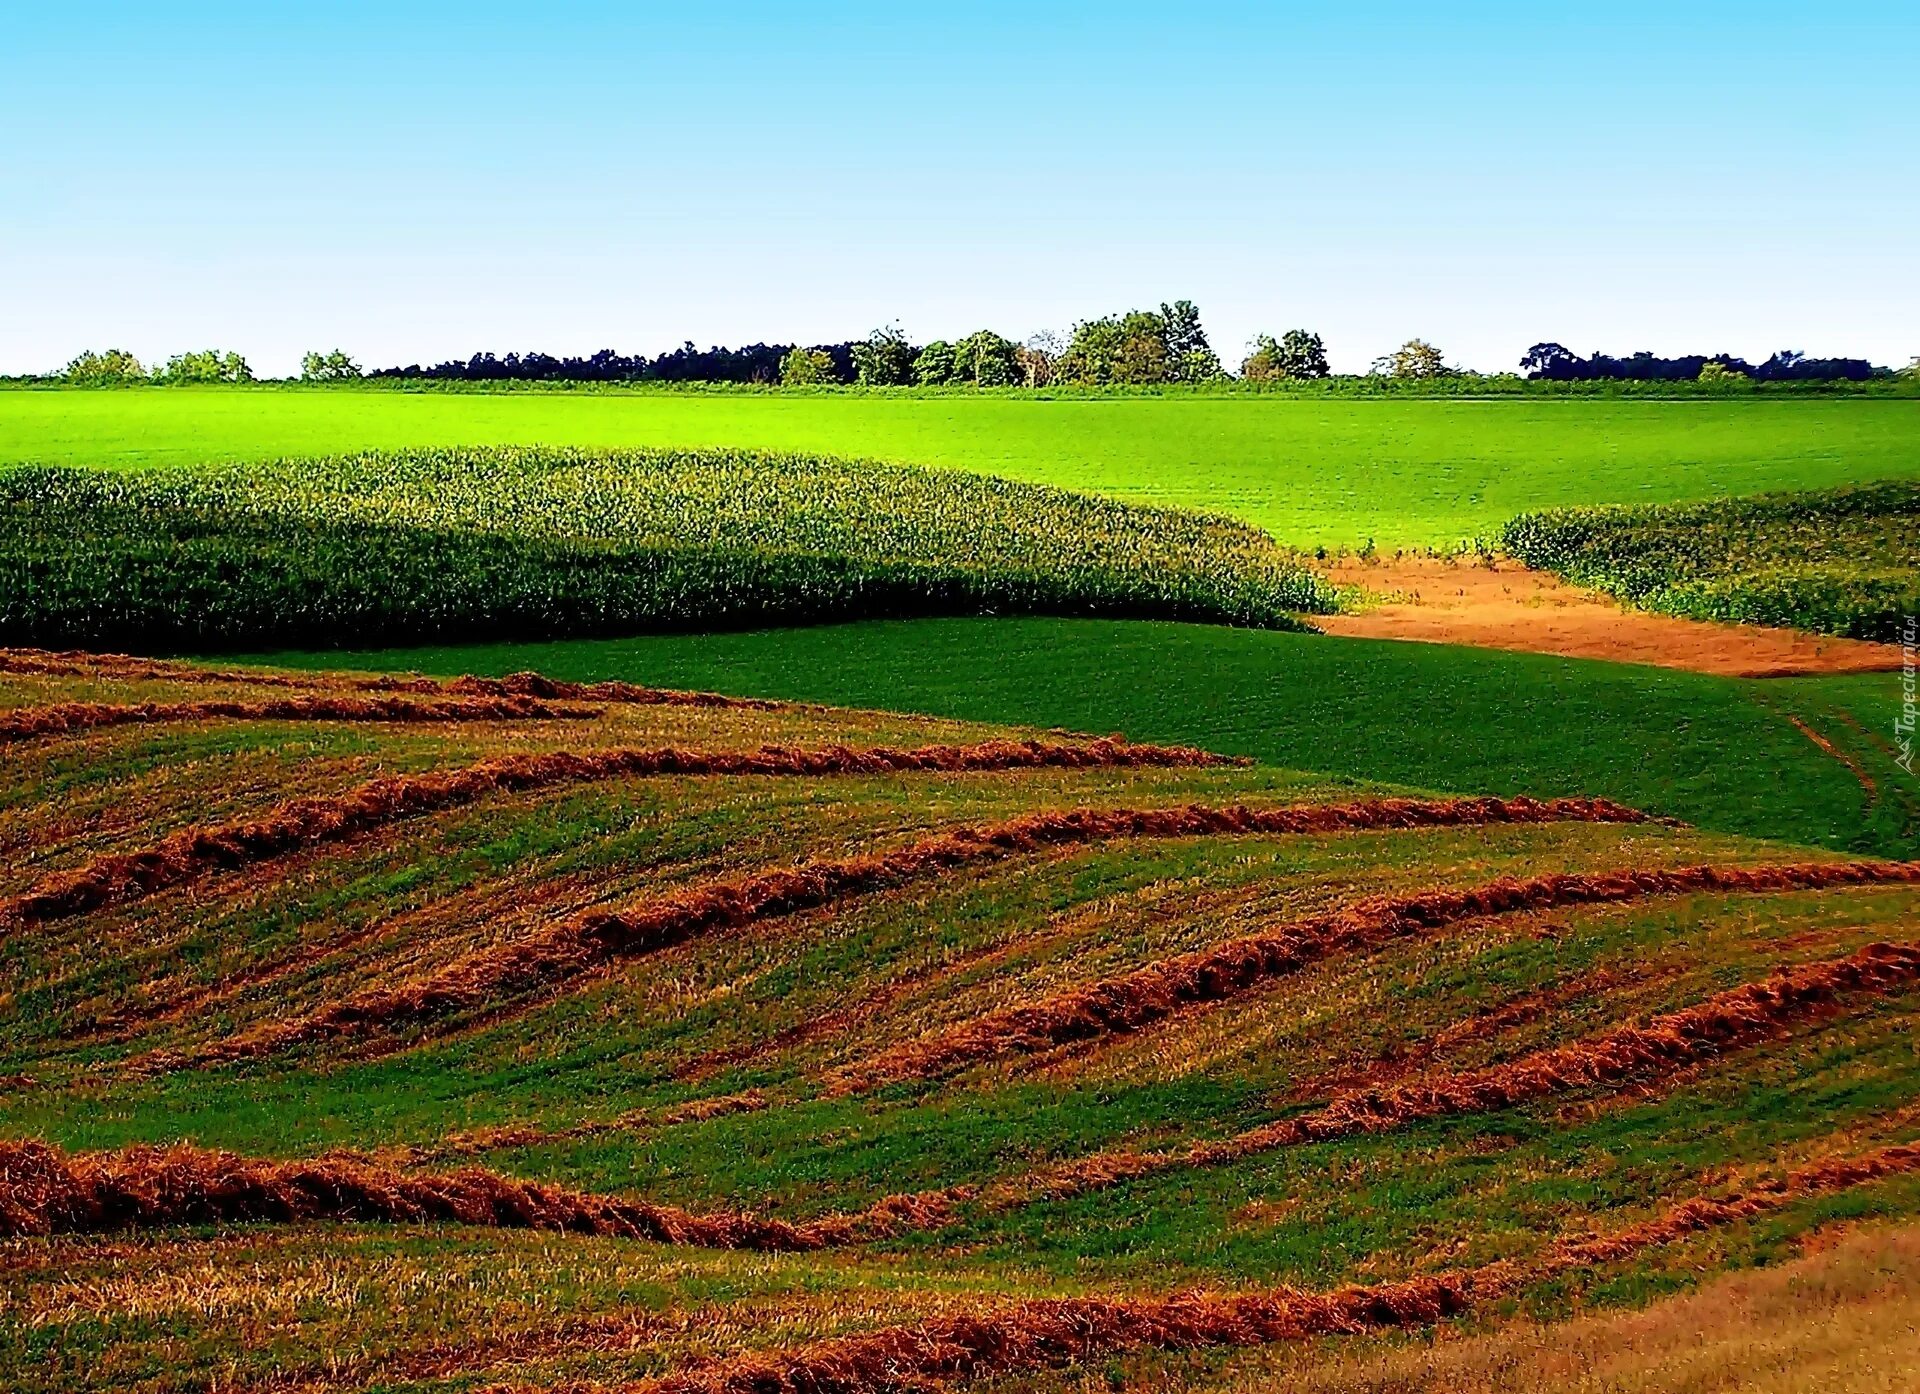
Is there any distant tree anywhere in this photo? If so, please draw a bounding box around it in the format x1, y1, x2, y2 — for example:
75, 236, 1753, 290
1160, 300, 1222, 382
1903, 356, 1920, 379
300, 349, 362, 382
1374, 339, 1451, 378
1696, 359, 1750, 387
62, 348, 146, 385
1019, 331, 1062, 387
850, 325, 916, 386
1058, 309, 1177, 385
952, 330, 1021, 387
1243, 329, 1329, 381
913, 340, 957, 385
778, 346, 837, 386
1520, 342, 1582, 379
157, 350, 252, 384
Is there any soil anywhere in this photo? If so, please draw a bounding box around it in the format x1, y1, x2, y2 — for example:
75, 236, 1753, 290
1317, 558, 1904, 678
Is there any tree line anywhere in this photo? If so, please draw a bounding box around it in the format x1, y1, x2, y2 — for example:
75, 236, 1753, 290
42, 305, 1914, 387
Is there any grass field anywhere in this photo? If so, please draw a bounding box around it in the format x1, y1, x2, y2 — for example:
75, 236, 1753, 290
3, 652, 1918, 1393
4, 386, 1918, 547
260, 618, 1918, 859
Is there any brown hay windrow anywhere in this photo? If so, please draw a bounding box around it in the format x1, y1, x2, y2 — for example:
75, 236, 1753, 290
368, 669, 798, 711
402, 1090, 772, 1166
152, 796, 1656, 1070
571, 1139, 1920, 1394
0, 694, 601, 744
0, 647, 798, 709
0, 1139, 956, 1251
837, 860, 1920, 1094
5, 737, 1228, 929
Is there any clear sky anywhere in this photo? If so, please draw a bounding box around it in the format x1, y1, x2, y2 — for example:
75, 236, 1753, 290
3, 2, 1914, 377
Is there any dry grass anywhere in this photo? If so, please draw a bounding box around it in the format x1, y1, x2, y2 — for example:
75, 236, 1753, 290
1146, 1224, 1920, 1394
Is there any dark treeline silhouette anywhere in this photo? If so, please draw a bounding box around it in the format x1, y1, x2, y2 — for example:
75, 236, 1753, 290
1521, 344, 1877, 382
370, 341, 858, 384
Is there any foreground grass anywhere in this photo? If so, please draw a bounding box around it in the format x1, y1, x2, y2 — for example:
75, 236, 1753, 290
3, 655, 1918, 1392
4, 386, 1917, 547
261, 618, 1919, 857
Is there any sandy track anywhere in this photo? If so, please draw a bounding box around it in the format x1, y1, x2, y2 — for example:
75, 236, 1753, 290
1317, 558, 1902, 677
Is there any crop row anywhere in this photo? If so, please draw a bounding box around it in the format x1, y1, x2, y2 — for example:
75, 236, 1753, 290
0, 449, 1335, 649
1501, 481, 1920, 640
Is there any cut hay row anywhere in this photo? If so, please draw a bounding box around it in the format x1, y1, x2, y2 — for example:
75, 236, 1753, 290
398, 1090, 771, 1166
3, 738, 1228, 929
5, 947, 1913, 1258
838, 860, 1920, 1092
994, 938, 1920, 1204
149, 796, 1654, 1070
0, 693, 602, 744
546, 1140, 1920, 1394
1271, 965, 1645, 1107
0, 1138, 953, 1251
0, 647, 795, 710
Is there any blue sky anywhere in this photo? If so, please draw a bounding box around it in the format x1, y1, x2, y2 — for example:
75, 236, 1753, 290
3, 2, 1914, 376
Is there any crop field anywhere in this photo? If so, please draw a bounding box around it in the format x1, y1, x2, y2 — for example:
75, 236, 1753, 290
0, 450, 1325, 649
3, 651, 1920, 1393
3, 386, 1918, 547
1505, 482, 1920, 641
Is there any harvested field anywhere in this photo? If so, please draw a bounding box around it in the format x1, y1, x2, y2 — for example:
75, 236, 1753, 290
3, 652, 1919, 1394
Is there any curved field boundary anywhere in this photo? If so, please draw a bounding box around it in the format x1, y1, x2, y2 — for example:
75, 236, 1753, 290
0, 1138, 954, 1251
4, 737, 1230, 929
150, 796, 1655, 1070
838, 861, 1920, 1093
0, 647, 797, 711
0, 694, 601, 744
547, 1140, 1920, 1394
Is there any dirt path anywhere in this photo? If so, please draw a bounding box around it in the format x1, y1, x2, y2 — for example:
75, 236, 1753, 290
1317, 558, 1903, 678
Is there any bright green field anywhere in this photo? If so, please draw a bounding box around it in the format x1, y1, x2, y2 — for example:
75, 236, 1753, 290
5, 386, 1917, 547
262, 617, 1917, 858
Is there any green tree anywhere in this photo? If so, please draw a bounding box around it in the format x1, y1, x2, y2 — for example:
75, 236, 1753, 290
1244, 330, 1330, 380
1696, 360, 1751, 388
61, 349, 146, 385
913, 340, 957, 385
953, 330, 1020, 387
1059, 310, 1173, 385
300, 349, 362, 382
1373, 338, 1451, 378
1160, 300, 1221, 382
850, 325, 916, 386
778, 346, 836, 386
157, 350, 252, 384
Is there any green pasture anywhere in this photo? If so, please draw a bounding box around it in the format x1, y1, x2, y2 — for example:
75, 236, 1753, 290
259, 617, 1918, 858
4, 386, 1916, 547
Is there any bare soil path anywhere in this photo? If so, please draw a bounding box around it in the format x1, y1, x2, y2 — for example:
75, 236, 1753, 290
1318, 558, 1903, 678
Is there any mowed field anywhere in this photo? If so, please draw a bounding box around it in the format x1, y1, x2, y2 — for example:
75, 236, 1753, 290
4, 386, 1918, 546
4, 651, 1920, 1394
